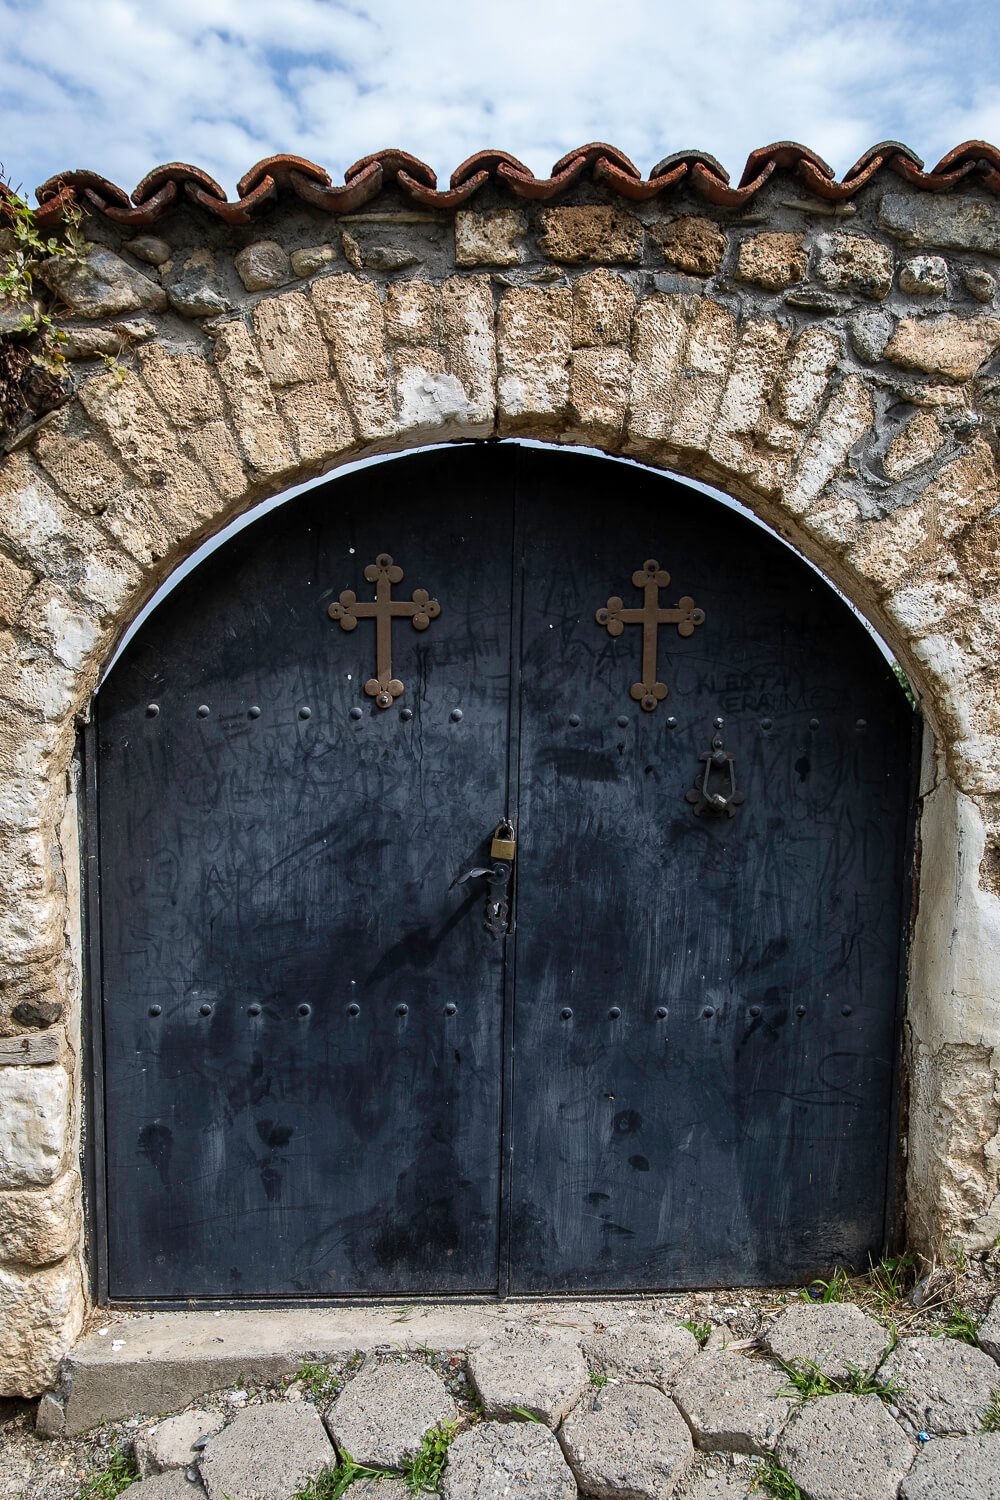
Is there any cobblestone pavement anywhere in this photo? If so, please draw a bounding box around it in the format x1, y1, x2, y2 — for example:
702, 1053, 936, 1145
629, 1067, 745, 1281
4, 1274, 1000, 1499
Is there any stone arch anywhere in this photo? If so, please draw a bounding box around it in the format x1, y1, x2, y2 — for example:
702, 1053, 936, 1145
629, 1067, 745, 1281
2, 207, 999, 1393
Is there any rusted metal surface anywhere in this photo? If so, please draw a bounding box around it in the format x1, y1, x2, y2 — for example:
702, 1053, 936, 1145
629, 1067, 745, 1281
327, 552, 441, 709
595, 559, 704, 712
8, 139, 1000, 228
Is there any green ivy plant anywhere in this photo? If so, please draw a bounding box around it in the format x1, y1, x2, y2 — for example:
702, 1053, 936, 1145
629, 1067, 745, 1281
0, 180, 85, 368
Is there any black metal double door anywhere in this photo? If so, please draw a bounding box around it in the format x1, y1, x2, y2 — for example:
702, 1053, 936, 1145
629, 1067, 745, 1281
95, 446, 913, 1299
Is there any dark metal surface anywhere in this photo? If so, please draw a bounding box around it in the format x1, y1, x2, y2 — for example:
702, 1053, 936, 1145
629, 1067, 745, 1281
93, 445, 914, 1299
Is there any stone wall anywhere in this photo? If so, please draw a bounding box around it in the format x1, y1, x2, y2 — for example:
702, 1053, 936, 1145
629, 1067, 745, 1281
1, 161, 998, 1394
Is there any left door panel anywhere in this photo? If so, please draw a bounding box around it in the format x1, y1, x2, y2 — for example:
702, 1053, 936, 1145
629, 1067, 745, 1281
97, 449, 514, 1297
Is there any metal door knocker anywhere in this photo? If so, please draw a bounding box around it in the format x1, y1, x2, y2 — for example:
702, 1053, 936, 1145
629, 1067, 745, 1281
686, 732, 744, 817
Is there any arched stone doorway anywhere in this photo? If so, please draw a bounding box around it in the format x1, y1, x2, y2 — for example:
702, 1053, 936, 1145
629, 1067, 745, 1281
88, 444, 916, 1299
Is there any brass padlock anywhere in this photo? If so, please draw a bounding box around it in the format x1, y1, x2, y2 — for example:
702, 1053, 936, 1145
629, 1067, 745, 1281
490, 820, 516, 861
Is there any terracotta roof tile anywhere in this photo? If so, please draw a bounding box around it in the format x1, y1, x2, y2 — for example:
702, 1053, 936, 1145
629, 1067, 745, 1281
4, 140, 1000, 228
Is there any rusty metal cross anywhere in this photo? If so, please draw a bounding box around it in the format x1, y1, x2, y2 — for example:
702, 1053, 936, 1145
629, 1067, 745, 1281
596, 558, 705, 711
328, 552, 441, 709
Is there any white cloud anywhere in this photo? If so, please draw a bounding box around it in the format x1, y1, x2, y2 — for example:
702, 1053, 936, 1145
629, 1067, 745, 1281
1, 0, 997, 198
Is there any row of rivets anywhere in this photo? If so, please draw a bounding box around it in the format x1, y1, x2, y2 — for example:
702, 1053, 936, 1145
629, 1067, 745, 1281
553, 1003, 854, 1021
569, 715, 862, 731
147, 704, 462, 722
147, 1002, 458, 1018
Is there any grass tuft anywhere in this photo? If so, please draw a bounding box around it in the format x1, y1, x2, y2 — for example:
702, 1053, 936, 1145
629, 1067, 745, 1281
678, 1318, 712, 1347
934, 1306, 978, 1346
752, 1456, 803, 1498
290, 1360, 344, 1400
982, 1391, 1000, 1433
79, 1446, 138, 1499
294, 1423, 459, 1499
800, 1268, 850, 1304
778, 1358, 903, 1405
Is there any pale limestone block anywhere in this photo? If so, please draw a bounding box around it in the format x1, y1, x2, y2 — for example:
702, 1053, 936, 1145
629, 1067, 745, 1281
0, 553, 34, 625
669, 300, 738, 451
924, 438, 998, 539
385, 280, 438, 344
886, 568, 975, 639
441, 275, 496, 432
252, 292, 330, 386
0, 631, 81, 723
783, 375, 873, 514
0, 1257, 84, 1397
627, 293, 689, 445
497, 285, 572, 432
953, 506, 1000, 595
709, 318, 791, 474
802, 489, 863, 552
210, 319, 299, 475
17, 582, 100, 672
32, 425, 131, 514
137, 347, 226, 429
538, 205, 643, 264
276, 381, 356, 466
649, 216, 727, 275
900, 255, 949, 296
885, 412, 945, 481
847, 504, 941, 593
886, 314, 1000, 381
186, 422, 249, 502
0, 1170, 81, 1265
290, 243, 338, 278
814, 232, 894, 300
393, 345, 486, 437
735, 232, 806, 290
0, 826, 52, 914
0, 1065, 69, 1187
455, 209, 527, 267
310, 273, 395, 442
94, 491, 176, 568
71, 549, 142, 621
572, 269, 636, 347
569, 346, 630, 444
775, 326, 841, 426
0, 453, 107, 579
0, 883, 65, 970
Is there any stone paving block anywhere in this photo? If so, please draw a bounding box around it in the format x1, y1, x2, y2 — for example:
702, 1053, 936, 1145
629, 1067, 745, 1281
583, 1321, 699, 1389
777, 1393, 916, 1500
467, 1327, 589, 1426
325, 1354, 458, 1466
879, 1335, 1000, 1436
350, 1481, 412, 1500
899, 1432, 1000, 1499
560, 1379, 694, 1498
441, 1419, 577, 1500
762, 1302, 890, 1381
198, 1403, 334, 1500
673, 1454, 759, 1498
976, 1291, 1000, 1362
135, 1408, 225, 1475
672, 1353, 795, 1454
127, 1473, 206, 1498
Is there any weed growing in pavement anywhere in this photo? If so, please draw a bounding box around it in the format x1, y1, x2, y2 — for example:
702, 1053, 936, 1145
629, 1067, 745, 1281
982, 1391, 1000, 1433
863, 1255, 916, 1311
294, 1455, 387, 1499
79, 1445, 138, 1498
752, 1456, 803, 1498
289, 1361, 343, 1400
678, 1318, 712, 1347
403, 1421, 458, 1492
778, 1358, 903, 1405
800, 1268, 850, 1304
589, 1371, 609, 1387
934, 1306, 978, 1346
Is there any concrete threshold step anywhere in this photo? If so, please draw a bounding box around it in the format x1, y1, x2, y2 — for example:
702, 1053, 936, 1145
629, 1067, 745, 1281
53, 1299, 657, 1435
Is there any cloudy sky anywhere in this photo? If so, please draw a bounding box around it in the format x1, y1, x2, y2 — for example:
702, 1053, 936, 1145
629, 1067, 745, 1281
2, 0, 999, 200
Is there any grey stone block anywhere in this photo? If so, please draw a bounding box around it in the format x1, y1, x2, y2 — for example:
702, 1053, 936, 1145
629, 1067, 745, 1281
325, 1354, 457, 1467
899, 1432, 1000, 1499
198, 1404, 334, 1500
126, 1474, 205, 1498
762, 1302, 890, 1381
559, 1380, 694, 1499
976, 1291, 1000, 1363
879, 192, 1000, 255
583, 1321, 699, 1389
879, 1335, 1000, 1436
672, 1453, 759, 1497
136, 1408, 225, 1475
672, 1353, 794, 1455
467, 1328, 589, 1426
441, 1420, 576, 1500
777, 1393, 916, 1500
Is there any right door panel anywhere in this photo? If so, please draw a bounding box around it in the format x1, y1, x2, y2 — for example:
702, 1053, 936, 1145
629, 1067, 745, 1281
508, 450, 913, 1292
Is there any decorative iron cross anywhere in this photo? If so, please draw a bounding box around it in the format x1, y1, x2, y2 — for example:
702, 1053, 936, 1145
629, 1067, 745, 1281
596, 558, 705, 711
328, 553, 441, 709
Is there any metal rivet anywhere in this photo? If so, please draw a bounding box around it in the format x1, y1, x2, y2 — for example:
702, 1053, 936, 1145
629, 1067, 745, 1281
616, 715, 629, 728
856, 718, 868, 732
349, 706, 363, 721
714, 716, 724, 729
749, 1005, 762, 1018
298, 707, 311, 720
703, 1006, 715, 1018
199, 1003, 212, 1017
760, 718, 772, 730
297, 1003, 311, 1018
561, 1008, 573, 1021
568, 714, 581, 728
400, 708, 413, 722
841, 1005, 853, 1017
248, 706, 261, 719
443, 1003, 457, 1017
197, 705, 210, 718
666, 716, 677, 729
146, 703, 159, 717
396, 1003, 409, 1017
148, 1004, 161, 1017
796, 1005, 806, 1017
376, 692, 392, 709
450, 709, 463, 723
809, 717, 819, 729
607, 1006, 622, 1020
248, 1004, 262, 1018
655, 1006, 668, 1020
347, 1002, 360, 1017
